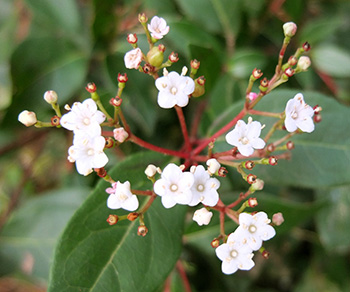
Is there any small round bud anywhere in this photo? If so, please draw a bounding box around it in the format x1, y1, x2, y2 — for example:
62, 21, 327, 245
193, 208, 213, 226
138, 13, 148, 23
288, 56, 298, 66
127, 33, 138, 44
248, 197, 258, 208
85, 82, 96, 93
127, 212, 139, 221
113, 127, 129, 143
267, 143, 275, 152
137, 225, 148, 237
143, 63, 155, 74
286, 141, 294, 150
283, 67, 295, 78
43, 90, 58, 104
283, 22, 297, 38
252, 68, 263, 80
18, 110, 37, 127
190, 59, 200, 70
95, 167, 107, 178
110, 96, 123, 107
245, 161, 255, 170
268, 156, 278, 166
247, 92, 258, 101
246, 174, 257, 184
106, 214, 118, 225
168, 52, 179, 63
206, 158, 221, 175
250, 179, 264, 191
272, 212, 284, 226
313, 105, 322, 115
297, 56, 311, 71
259, 78, 269, 93
117, 73, 128, 83
303, 42, 311, 52
51, 115, 60, 126
218, 167, 228, 177
192, 76, 206, 98
145, 164, 157, 177
262, 250, 270, 259
313, 114, 322, 123
105, 137, 114, 148
211, 238, 220, 248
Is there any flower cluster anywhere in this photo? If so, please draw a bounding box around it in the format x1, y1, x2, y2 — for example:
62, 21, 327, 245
60, 99, 108, 176
216, 212, 276, 274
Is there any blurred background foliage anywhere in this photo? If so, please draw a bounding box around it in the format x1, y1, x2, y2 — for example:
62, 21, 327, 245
0, 0, 349, 291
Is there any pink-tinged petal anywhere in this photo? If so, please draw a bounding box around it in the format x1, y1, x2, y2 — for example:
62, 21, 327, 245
107, 194, 122, 209
121, 195, 139, 211
221, 260, 238, 275
250, 137, 265, 149
161, 195, 177, 209
215, 243, 230, 261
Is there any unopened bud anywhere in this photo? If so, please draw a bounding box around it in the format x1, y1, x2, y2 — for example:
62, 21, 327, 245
259, 78, 269, 93
288, 56, 298, 66
95, 167, 107, 177
147, 45, 164, 68
211, 238, 220, 248
127, 33, 138, 44
246, 174, 257, 184
43, 90, 58, 104
143, 63, 155, 74
248, 197, 258, 208
313, 105, 322, 114
313, 114, 322, 123
105, 137, 114, 148
286, 141, 294, 150
145, 164, 157, 177
107, 214, 118, 225
51, 115, 60, 126
113, 127, 129, 143
247, 92, 258, 101
283, 22, 297, 38
262, 250, 270, 259
269, 156, 278, 166
192, 76, 206, 97
18, 110, 37, 127
137, 225, 148, 236
283, 67, 295, 78
218, 167, 228, 177
190, 59, 200, 70
168, 52, 179, 63
267, 143, 275, 152
272, 212, 284, 226
296, 56, 311, 71
138, 13, 148, 23
206, 158, 221, 175
127, 212, 139, 221
193, 208, 213, 226
302, 42, 311, 52
85, 82, 97, 93
250, 178, 264, 191
251, 68, 263, 80
117, 73, 128, 83
110, 96, 123, 107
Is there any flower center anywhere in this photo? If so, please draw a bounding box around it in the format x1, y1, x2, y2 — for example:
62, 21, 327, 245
83, 117, 91, 125
170, 184, 178, 192
118, 192, 128, 202
239, 136, 249, 145
291, 108, 298, 119
87, 148, 95, 156
197, 184, 205, 192
170, 86, 178, 95
230, 250, 238, 258
248, 224, 257, 233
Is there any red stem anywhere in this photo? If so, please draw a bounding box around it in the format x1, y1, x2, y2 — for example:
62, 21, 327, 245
176, 260, 192, 292
175, 105, 192, 153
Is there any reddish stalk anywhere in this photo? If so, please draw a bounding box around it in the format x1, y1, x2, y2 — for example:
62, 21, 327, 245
176, 260, 192, 292
175, 105, 192, 153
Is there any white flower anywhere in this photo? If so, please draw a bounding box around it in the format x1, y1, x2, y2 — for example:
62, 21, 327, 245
193, 208, 213, 226
124, 48, 143, 69
113, 127, 129, 143
189, 165, 220, 207
67, 131, 108, 176
60, 98, 106, 136
284, 93, 314, 133
206, 158, 221, 175
18, 110, 37, 127
153, 163, 194, 208
236, 212, 276, 251
155, 71, 195, 109
215, 230, 255, 275
106, 181, 139, 211
225, 117, 266, 157
148, 16, 170, 40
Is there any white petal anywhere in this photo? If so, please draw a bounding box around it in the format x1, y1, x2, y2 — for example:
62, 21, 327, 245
284, 116, 298, 132
153, 179, 167, 197
221, 260, 238, 275
215, 244, 230, 261
237, 144, 254, 157
250, 137, 265, 150
121, 195, 139, 211
157, 92, 177, 109
107, 194, 122, 209
296, 116, 315, 133
161, 195, 177, 209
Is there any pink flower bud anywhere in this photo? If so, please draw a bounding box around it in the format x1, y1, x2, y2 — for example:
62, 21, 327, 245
297, 56, 311, 71
272, 212, 284, 226
193, 208, 213, 226
113, 127, 129, 143
127, 33, 138, 44
43, 90, 58, 104
18, 110, 37, 127
248, 92, 258, 101
283, 22, 297, 37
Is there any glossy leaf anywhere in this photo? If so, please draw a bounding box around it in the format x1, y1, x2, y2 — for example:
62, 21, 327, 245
0, 187, 89, 281
48, 152, 186, 292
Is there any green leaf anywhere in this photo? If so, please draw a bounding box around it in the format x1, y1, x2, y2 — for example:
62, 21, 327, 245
48, 152, 187, 292
208, 89, 350, 188
0, 187, 90, 281
312, 44, 350, 78
316, 186, 350, 252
